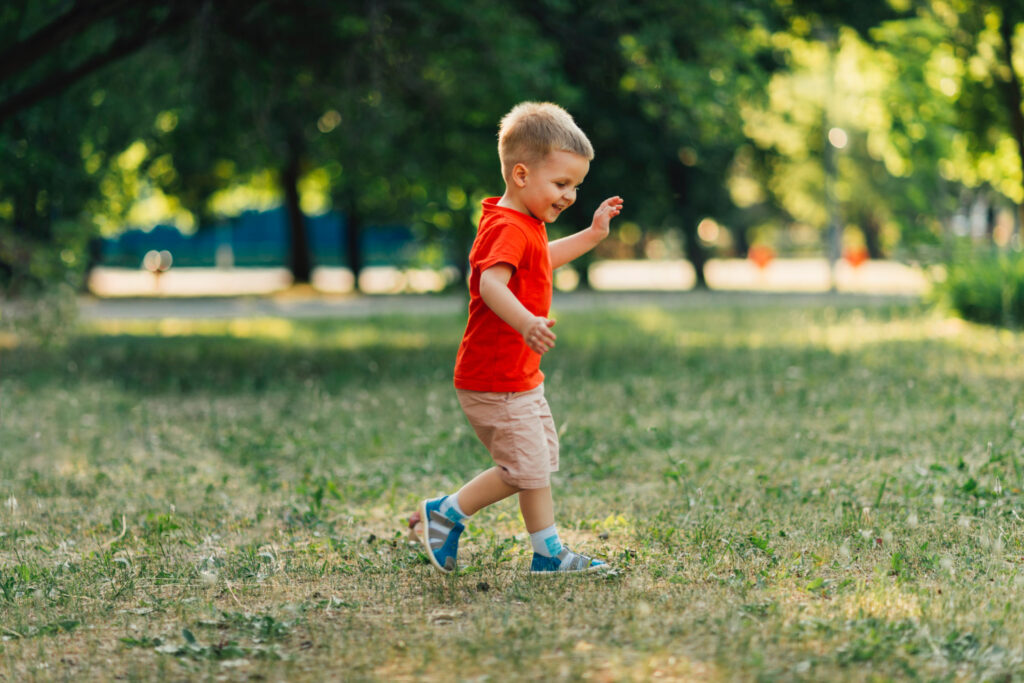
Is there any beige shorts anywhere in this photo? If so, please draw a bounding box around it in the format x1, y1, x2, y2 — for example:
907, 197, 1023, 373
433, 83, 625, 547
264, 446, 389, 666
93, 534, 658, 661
456, 384, 560, 489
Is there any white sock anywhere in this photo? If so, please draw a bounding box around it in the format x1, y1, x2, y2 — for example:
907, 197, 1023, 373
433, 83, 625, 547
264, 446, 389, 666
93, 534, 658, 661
438, 493, 467, 523
530, 524, 563, 557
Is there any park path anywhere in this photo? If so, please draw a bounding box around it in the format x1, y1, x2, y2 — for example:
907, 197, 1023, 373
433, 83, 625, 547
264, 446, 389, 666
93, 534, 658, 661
77, 289, 920, 321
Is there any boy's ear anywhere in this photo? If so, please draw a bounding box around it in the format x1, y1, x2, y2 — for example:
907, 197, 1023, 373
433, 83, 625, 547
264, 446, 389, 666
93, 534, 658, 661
511, 163, 529, 188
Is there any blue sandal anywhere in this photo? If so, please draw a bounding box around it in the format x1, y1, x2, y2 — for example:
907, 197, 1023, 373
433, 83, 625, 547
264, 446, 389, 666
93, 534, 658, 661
419, 496, 465, 574
530, 547, 608, 575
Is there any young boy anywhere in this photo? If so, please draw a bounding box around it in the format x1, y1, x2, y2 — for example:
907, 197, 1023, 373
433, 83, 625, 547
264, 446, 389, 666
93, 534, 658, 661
419, 102, 623, 575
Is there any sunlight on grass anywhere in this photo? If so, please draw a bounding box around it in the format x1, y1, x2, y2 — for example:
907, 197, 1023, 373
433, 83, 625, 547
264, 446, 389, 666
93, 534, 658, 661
838, 582, 923, 621
623, 306, 681, 338
226, 318, 295, 340
84, 317, 434, 350
327, 327, 431, 350
86, 318, 288, 338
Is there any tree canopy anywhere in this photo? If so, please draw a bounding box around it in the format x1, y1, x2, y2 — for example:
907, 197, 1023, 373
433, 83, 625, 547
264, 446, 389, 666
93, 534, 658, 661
1, 0, 1022, 294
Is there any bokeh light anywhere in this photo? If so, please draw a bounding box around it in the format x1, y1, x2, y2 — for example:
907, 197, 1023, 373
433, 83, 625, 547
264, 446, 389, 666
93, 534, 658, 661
828, 127, 849, 149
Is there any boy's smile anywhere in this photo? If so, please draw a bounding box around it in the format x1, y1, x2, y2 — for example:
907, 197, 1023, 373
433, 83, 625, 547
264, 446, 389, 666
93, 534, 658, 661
500, 150, 590, 223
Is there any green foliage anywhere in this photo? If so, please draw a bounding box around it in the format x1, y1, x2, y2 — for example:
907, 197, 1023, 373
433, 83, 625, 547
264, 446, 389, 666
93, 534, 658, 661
940, 246, 1024, 326
0, 1, 195, 292
3, 0, 1024, 294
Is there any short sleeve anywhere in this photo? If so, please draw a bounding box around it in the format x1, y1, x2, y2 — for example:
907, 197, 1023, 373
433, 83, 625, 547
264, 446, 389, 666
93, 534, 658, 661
471, 222, 529, 274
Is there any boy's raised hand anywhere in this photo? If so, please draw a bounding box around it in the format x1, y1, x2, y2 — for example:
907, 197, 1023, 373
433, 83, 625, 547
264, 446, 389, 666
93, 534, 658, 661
590, 196, 624, 239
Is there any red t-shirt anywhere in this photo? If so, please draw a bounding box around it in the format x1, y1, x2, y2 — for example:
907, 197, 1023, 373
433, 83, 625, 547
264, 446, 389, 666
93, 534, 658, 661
454, 198, 552, 392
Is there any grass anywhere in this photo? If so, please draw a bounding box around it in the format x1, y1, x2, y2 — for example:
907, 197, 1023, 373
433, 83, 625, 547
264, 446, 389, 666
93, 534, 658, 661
2, 292, 1024, 680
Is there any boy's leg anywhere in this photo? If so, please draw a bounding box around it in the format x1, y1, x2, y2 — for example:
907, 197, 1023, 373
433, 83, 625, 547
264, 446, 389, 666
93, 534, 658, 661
518, 486, 555, 532
520, 486, 607, 575
521, 487, 560, 556
420, 467, 520, 575
456, 467, 521, 515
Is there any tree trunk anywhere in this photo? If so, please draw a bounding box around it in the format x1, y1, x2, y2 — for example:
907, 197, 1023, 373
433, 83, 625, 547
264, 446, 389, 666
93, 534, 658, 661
81, 237, 103, 293
282, 141, 311, 284
863, 213, 884, 259
451, 209, 472, 291
0, 230, 15, 292
732, 225, 750, 258
575, 257, 592, 290
344, 195, 363, 292
667, 158, 707, 289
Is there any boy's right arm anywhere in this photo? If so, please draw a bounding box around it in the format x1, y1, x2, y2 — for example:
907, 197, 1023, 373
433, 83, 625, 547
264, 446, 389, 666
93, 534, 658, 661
479, 264, 557, 355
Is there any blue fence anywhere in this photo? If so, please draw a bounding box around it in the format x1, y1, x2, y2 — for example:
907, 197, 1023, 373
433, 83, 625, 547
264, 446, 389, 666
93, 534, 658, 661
102, 208, 415, 268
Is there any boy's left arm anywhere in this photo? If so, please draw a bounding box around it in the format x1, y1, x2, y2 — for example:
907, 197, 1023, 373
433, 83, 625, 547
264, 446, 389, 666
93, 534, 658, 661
548, 196, 623, 270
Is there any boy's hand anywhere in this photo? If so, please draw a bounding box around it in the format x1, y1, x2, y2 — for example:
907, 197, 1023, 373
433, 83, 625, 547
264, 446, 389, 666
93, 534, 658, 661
520, 316, 557, 355
589, 196, 624, 240
479, 264, 556, 354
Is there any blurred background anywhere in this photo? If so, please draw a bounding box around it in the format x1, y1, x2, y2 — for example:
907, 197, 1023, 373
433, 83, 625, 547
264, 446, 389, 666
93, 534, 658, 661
2, 0, 1023, 319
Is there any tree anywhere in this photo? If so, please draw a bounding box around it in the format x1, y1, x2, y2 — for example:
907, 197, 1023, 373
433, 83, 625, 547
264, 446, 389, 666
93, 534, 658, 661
374, 0, 578, 287
501, 0, 784, 287
740, 21, 961, 261
149, 1, 350, 285
0, 1, 286, 291
929, 0, 1024, 236
3, 0, 976, 299
0, 1, 197, 125
0, 1, 204, 291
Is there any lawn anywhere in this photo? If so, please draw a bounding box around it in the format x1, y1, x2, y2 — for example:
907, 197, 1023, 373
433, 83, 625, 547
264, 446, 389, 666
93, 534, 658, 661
2, 293, 1024, 680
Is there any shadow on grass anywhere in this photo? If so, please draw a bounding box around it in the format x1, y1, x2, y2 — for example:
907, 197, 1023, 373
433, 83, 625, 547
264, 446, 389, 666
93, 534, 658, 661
4, 333, 460, 394
1, 301, 995, 403
1, 331, 982, 413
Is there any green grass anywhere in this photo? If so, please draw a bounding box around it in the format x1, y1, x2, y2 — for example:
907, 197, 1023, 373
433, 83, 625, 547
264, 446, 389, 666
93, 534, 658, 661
2, 294, 1024, 680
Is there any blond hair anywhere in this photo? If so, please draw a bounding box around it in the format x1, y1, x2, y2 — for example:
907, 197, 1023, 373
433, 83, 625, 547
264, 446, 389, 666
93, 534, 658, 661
498, 102, 594, 181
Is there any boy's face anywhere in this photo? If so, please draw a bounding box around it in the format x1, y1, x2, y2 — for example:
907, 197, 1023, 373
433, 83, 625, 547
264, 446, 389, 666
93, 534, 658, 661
511, 150, 590, 223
